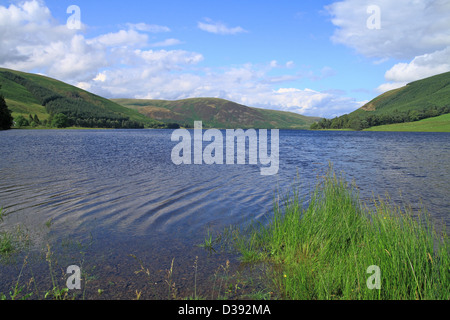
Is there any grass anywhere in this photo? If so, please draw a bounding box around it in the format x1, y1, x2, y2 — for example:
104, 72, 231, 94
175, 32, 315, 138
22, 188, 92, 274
0, 207, 30, 258
365, 113, 450, 132
229, 167, 449, 300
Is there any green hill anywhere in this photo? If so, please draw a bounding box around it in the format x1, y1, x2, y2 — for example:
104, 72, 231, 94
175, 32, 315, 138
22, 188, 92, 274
113, 98, 320, 129
0, 68, 161, 128
355, 71, 450, 116
312, 71, 450, 131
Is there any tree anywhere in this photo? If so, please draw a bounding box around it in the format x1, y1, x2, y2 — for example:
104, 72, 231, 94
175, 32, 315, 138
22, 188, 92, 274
0, 86, 14, 130
52, 113, 69, 128
33, 114, 40, 125
166, 123, 180, 129
14, 115, 29, 127
349, 118, 363, 131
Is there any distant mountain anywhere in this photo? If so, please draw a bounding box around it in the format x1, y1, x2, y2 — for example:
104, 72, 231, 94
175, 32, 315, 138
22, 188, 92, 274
0, 68, 161, 128
113, 98, 321, 129
312, 71, 450, 131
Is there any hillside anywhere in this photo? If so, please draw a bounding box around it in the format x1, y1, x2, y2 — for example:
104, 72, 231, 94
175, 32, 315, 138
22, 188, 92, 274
114, 98, 320, 129
355, 71, 450, 117
364, 113, 450, 132
312, 71, 450, 131
0, 68, 161, 128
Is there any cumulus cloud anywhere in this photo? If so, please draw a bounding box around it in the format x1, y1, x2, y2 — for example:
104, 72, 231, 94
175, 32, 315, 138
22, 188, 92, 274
0, 0, 361, 118
197, 18, 248, 35
150, 38, 183, 48
376, 46, 450, 92
126, 23, 171, 33
95, 62, 362, 118
90, 29, 148, 47
0, 0, 76, 66
384, 47, 450, 82
0, 0, 202, 83
326, 0, 450, 60
327, 0, 450, 94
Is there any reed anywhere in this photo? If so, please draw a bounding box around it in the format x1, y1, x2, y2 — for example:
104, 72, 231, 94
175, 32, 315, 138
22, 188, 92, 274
232, 167, 449, 300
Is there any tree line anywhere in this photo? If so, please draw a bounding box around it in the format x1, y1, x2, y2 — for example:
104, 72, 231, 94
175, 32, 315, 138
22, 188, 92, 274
311, 105, 450, 131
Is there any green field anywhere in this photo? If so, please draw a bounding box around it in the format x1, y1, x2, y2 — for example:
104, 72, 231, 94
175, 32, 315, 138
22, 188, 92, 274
365, 113, 450, 132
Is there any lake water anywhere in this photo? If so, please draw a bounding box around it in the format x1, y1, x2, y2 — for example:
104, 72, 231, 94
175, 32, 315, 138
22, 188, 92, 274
0, 129, 449, 299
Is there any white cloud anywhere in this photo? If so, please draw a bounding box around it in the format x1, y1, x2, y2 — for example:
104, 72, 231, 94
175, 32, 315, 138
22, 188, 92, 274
93, 73, 107, 82
0, 0, 76, 65
384, 46, 450, 83
327, 0, 450, 95
0, 0, 200, 83
326, 0, 450, 60
197, 18, 248, 35
90, 29, 148, 47
150, 38, 183, 48
91, 62, 361, 118
376, 82, 407, 94
376, 45, 450, 93
76, 82, 91, 91
0, 0, 360, 118
126, 23, 171, 33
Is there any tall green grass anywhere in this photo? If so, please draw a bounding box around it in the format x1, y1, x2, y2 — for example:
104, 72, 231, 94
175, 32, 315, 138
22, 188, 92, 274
232, 168, 449, 300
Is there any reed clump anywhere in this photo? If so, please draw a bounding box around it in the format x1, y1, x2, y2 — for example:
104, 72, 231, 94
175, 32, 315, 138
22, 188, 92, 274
232, 168, 449, 300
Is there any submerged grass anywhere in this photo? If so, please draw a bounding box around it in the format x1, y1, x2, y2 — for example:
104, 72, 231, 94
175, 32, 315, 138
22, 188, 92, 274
231, 167, 449, 300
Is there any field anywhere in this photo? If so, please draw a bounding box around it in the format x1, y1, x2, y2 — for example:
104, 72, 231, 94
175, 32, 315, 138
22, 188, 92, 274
365, 113, 450, 132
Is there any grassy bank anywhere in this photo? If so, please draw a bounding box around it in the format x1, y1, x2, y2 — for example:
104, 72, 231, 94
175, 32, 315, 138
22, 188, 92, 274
230, 168, 449, 300
364, 113, 450, 132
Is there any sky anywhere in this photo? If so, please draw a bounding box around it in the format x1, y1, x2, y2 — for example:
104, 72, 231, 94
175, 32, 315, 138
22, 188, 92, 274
0, 0, 449, 118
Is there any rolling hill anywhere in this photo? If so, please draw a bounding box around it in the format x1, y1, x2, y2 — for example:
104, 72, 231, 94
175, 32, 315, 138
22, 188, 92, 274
1, 67, 320, 130
113, 98, 321, 129
312, 71, 450, 131
0, 68, 161, 128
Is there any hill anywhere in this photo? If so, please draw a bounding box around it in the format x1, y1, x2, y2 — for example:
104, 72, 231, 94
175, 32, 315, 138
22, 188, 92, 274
113, 98, 320, 129
0, 68, 162, 128
311, 71, 450, 131
357, 72, 450, 115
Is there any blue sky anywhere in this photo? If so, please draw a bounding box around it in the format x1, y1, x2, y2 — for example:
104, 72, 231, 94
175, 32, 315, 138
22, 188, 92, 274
1, 0, 449, 118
